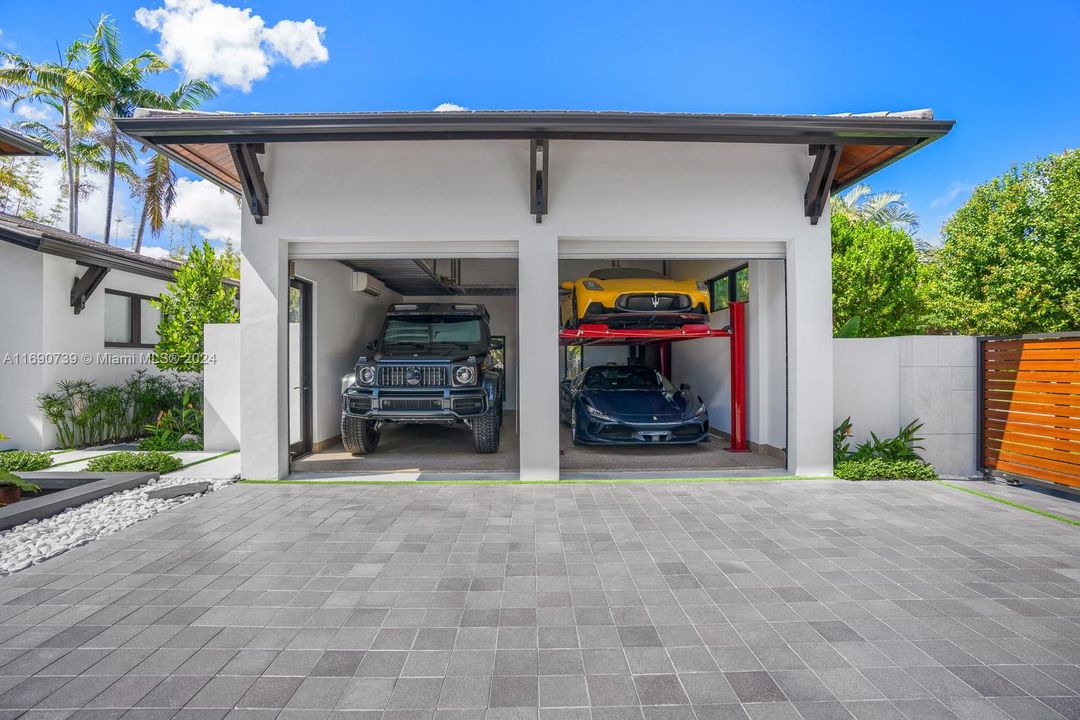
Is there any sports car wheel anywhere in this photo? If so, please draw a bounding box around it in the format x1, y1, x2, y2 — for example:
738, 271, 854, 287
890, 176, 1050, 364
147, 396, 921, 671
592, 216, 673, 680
342, 415, 380, 455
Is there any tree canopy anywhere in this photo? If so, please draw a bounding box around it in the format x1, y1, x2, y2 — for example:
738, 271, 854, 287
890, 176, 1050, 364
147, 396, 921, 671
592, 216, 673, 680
920, 149, 1080, 335
831, 213, 922, 337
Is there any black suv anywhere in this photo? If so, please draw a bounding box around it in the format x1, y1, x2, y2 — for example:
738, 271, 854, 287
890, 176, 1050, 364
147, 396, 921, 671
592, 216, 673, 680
341, 303, 503, 454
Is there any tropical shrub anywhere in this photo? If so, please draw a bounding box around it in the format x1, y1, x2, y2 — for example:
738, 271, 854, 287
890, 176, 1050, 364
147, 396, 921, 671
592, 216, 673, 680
138, 385, 203, 451
0, 451, 54, 472
86, 451, 183, 474
835, 459, 937, 481
849, 420, 925, 462
37, 372, 201, 448
833, 417, 854, 464
154, 240, 239, 373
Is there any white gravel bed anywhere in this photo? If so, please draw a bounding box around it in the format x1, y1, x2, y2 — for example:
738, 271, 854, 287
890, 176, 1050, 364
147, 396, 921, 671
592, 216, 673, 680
0, 475, 235, 576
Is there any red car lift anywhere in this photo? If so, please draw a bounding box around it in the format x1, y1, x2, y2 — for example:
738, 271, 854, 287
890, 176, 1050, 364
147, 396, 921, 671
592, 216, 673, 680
558, 300, 748, 452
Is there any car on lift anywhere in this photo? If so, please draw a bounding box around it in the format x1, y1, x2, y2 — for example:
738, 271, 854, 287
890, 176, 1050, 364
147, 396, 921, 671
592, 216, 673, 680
559, 267, 710, 329
341, 303, 503, 454
559, 364, 709, 445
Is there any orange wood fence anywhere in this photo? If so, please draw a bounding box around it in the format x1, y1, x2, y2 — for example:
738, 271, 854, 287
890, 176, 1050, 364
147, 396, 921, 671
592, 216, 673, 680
981, 335, 1080, 488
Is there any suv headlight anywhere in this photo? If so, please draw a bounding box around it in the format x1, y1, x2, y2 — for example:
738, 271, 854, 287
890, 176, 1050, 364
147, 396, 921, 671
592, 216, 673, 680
357, 366, 376, 385
341, 372, 356, 393
453, 365, 476, 386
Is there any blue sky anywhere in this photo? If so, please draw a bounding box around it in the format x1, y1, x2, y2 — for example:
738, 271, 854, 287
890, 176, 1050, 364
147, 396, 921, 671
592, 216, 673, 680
2, 0, 1078, 248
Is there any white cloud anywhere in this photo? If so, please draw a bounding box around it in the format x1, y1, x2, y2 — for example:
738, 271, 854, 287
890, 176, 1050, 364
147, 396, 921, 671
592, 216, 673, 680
140, 245, 173, 260
15, 104, 52, 121
31, 157, 138, 244
931, 180, 973, 209
433, 103, 467, 112
168, 177, 241, 243
134, 0, 328, 92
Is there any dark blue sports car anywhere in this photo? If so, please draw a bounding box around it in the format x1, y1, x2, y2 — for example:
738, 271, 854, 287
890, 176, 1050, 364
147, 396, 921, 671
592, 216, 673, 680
560, 365, 710, 445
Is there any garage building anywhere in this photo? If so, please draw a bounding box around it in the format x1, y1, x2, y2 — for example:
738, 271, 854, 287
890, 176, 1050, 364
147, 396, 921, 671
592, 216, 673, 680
117, 109, 953, 480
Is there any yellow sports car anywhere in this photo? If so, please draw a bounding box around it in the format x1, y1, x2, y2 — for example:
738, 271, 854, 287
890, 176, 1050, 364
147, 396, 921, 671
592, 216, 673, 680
560, 268, 710, 329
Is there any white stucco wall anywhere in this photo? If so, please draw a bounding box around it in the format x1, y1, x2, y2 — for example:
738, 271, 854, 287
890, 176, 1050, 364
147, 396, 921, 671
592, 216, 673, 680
203, 323, 241, 451
834, 336, 978, 476
292, 260, 401, 447
1, 244, 172, 450
240, 139, 834, 479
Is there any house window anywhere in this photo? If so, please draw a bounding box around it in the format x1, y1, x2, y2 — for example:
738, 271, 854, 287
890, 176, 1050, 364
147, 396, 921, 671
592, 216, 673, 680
104, 290, 161, 348
708, 264, 750, 312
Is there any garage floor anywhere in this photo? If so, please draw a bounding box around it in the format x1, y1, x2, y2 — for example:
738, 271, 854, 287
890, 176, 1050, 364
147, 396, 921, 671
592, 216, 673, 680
560, 425, 785, 477
291, 412, 520, 477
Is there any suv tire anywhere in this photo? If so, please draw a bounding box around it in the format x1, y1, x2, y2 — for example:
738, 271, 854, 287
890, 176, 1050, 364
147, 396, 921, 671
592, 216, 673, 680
472, 403, 501, 453
342, 415, 380, 455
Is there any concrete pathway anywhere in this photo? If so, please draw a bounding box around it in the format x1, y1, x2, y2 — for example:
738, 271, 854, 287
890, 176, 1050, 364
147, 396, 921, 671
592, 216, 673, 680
1, 479, 1079, 719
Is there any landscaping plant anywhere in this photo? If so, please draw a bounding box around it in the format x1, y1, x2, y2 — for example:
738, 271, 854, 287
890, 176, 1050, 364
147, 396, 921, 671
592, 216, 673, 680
833, 417, 935, 480
37, 371, 200, 448
0, 468, 40, 505
0, 451, 53, 472
86, 451, 183, 474
835, 458, 937, 481
138, 385, 203, 451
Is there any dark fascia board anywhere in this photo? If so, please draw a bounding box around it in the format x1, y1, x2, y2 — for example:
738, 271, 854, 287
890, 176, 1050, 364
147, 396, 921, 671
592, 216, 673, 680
0, 127, 50, 156
115, 111, 955, 147
0, 223, 179, 281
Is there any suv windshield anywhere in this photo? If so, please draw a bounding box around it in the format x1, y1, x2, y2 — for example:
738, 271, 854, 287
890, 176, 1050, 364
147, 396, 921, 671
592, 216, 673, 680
382, 316, 484, 346
582, 366, 674, 391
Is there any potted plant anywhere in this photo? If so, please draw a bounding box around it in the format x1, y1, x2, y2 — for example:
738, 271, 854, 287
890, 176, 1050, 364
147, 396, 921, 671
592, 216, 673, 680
0, 468, 40, 506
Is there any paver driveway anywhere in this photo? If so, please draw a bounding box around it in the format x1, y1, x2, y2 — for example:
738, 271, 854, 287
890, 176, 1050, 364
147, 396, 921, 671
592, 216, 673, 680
2, 479, 1080, 720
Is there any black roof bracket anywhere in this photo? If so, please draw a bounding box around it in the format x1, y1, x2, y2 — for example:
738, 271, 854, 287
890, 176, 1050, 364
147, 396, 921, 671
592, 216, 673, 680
70, 264, 110, 314
530, 139, 548, 223
804, 144, 843, 225
229, 142, 269, 223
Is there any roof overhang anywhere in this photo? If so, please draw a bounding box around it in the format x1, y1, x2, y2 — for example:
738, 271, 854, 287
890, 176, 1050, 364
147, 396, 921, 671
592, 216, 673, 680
0, 127, 50, 157
115, 110, 955, 198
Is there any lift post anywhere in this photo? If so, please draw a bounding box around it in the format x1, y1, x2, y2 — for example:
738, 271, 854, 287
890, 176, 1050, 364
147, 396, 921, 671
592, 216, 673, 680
558, 300, 749, 453
726, 299, 749, 453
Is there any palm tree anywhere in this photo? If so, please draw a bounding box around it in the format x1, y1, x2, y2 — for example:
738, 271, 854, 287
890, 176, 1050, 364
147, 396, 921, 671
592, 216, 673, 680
0, 41, 96, 234
831, 184, 920, 234
131, 80, 216, 253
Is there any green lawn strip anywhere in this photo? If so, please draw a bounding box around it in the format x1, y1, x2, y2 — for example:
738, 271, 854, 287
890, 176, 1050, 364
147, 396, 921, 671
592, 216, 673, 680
46, 448, 75, 455
240, 475, 828, 487
177, 450, 238, 471
935, 480, 1080, 528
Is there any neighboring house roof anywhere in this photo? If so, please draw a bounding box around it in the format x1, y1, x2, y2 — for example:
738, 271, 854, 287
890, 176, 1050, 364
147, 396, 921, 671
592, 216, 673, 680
115, 108, 954, 197
0, 212, 239, 287
0, 127, 50, 157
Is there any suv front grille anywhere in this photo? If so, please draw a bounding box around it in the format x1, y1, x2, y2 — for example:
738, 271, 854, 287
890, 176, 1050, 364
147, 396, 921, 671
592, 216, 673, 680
378, 365, 447, 387
616, 293, 692, 312
381, 398, 442, 411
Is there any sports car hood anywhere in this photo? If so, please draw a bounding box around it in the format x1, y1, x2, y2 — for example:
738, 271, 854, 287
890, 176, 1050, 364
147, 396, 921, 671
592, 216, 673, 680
582, 389, 693, 421
590, 278, 700, 293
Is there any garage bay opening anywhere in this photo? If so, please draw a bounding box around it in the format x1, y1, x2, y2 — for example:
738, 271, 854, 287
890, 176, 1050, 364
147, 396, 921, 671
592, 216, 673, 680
288, 257, 519, 479
557, 257, 787, 478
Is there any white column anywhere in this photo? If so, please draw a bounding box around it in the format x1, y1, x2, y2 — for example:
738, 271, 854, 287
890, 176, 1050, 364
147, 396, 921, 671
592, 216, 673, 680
517, 228, 561, 480
786, 216, 835, 476
239, 217, 290, 480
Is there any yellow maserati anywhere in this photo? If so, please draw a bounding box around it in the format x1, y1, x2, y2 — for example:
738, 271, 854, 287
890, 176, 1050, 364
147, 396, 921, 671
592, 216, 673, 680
560, 267, 711, 329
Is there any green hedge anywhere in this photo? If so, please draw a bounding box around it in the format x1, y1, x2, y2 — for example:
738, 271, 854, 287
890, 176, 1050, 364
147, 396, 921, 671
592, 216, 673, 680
0, 451, 54, 472
86, 452, 183, 474
834, 458, 937, 481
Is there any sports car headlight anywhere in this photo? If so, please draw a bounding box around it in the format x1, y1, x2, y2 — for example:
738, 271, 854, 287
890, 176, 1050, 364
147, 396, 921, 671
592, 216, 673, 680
585, 403, 613, 420
582, 279, 604, 291
357, 366, 376, 385
694, 403, 708, 417
453, 365, 476, 386
695, 280, 707, 292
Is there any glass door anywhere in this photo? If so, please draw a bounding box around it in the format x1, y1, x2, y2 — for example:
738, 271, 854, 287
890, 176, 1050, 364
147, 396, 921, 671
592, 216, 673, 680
288, 278, 313, 457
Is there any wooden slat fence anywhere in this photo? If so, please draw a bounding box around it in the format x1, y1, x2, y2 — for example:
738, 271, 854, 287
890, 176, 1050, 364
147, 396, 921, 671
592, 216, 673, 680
981, 335, 1080, 487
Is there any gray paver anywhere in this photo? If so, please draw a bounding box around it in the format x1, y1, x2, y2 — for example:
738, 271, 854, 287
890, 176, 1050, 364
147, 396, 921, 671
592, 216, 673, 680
0, 481, 1079, 718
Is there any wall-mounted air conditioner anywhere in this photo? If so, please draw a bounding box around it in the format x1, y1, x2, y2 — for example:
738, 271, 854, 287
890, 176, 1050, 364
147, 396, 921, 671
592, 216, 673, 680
352, 272, 387, 298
